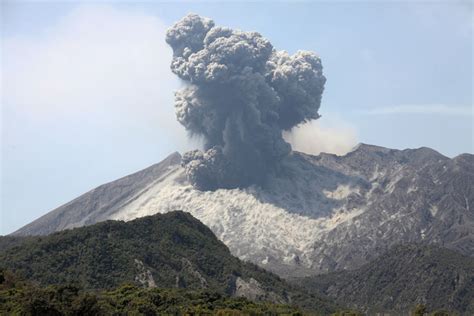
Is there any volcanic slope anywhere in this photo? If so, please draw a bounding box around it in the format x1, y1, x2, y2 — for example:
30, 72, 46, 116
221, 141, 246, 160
295, 244, 474, 315
12, 144, 474, 277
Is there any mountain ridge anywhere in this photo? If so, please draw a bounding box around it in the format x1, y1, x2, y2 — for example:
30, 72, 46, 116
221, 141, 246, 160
11, 152, 182, 236
294, 243, 474, 314
11, 144, 474, 277
1, 210, 339, 314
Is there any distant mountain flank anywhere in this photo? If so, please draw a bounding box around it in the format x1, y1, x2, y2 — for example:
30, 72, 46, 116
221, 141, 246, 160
11, 144, 474, 277
11, 152, 182, 237
1, 211, 338, 314
294, 244, 474, 315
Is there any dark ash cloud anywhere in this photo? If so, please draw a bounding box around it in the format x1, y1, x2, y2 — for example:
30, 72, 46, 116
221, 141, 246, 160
166, 14, 326, 190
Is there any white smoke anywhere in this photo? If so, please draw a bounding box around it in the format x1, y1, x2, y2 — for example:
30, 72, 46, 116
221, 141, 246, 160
283, 119, 358, 156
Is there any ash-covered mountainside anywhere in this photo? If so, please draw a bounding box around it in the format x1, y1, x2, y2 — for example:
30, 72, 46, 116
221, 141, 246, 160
295, 244, 474, 315
12, 144, 474, 276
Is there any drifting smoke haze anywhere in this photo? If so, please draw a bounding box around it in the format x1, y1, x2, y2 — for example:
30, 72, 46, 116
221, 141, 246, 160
166, 14, 326, 190
283, 120, 358, 156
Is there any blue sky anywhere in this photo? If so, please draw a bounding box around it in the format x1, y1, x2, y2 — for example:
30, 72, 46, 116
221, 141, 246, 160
1, 1, 472, 235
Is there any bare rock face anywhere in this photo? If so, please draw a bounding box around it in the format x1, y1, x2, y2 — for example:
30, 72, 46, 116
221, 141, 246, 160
134, 259, 157, 288
234, 277, 266, 301
232, 277, 286, 304
304, 144, 474, 273
12, 144, 474, 277
179, 258, 208, 288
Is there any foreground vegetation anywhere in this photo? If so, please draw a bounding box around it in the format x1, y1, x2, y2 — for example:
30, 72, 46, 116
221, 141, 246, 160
0, 269, 305, 315
2, 212, 471, 315
0, 212, 338, 314
1, 269, 459, 316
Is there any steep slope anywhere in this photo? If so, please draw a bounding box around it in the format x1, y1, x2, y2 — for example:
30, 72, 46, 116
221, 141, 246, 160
12, 152, 182, 236
294, 244, 474, 315
12, 144, 474, 277
1, 211, 338, 314
303, 144, 474, 273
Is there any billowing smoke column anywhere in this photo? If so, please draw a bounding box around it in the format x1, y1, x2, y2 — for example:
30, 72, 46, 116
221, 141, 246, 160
166, 14, 326, 190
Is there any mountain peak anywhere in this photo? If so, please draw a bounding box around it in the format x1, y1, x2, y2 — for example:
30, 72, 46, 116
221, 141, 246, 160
349, 143, 392, 155
163, 151, 182, 164
453, 152, 474, 163
400, 146, 446, 160
12, 143, 474, 280
348, 143, 448, 162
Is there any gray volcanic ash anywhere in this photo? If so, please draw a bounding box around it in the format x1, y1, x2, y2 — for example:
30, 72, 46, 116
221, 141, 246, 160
166, 14, 326, 190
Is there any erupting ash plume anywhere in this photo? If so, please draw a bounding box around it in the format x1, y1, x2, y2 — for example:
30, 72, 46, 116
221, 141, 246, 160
166, 14, 326, 190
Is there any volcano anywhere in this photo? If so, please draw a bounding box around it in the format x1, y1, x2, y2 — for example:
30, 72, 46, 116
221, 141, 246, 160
12, 144, 474, 277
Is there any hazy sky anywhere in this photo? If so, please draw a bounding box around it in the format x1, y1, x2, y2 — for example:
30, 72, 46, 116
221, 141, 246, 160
1, 1, 472, 235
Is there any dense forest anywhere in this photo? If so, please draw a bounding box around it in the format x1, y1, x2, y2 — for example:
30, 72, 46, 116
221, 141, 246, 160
1, 212, 472, 315
0, 269, 307, 315
0, 212, 337, 314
